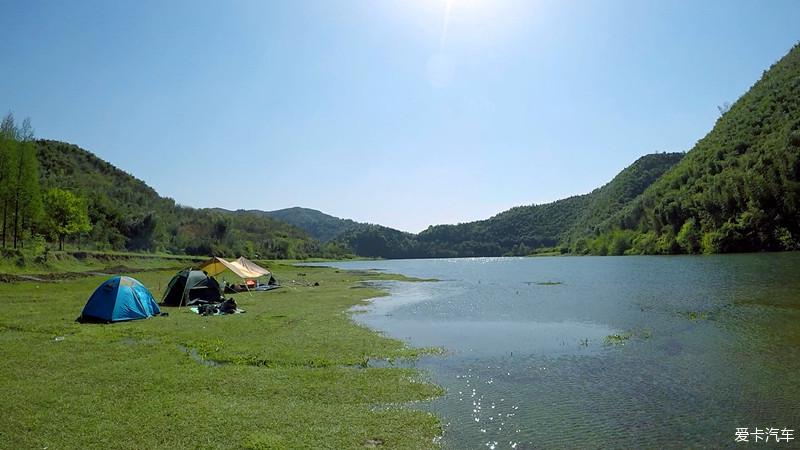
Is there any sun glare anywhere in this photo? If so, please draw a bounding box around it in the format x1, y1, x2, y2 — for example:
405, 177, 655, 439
439, 0, 494, 47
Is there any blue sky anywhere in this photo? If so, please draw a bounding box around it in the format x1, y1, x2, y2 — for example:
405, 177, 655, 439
1, 0, 798, 232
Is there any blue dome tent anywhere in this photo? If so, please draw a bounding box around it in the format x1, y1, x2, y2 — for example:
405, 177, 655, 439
79, 276, 161, 323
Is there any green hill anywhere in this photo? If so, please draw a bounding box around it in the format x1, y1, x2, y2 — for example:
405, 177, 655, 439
334, 153, 683, 258
36, 140, 325, 259
415, 195, 590, 257
564, 153, 686, 248
336, 224, 421, 259
416, 152, 683, 257
249, 207, 361, 243
335, 44, 800, 259
12, 44, 799, 260
579, 43, 800, 255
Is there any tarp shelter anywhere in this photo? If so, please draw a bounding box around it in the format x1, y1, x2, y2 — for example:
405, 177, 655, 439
161, 269, 223, 307
235, 257, 271, 278
79, 276, 161, 323
198, 257, 239, 277
200, 256, 272, 280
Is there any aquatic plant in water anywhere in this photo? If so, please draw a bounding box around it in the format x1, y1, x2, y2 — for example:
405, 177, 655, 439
603, 333, 632, 345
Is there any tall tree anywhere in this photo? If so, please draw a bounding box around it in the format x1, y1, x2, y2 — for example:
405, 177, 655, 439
0, 112, 15, 138
9, 118, 42, 248
0, 113, 19, 247
17, 141, 43, 247
43, 188, 92, 250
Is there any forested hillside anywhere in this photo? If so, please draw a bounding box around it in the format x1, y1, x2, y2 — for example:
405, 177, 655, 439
578, 43, 800, 255
5, 44, 797, 261
416, 195, 591, 257
564, 153, 686, 251
33, 140, 333, 259
334, 153, 683, 258
335, 44, 800, 258
247, 207, 361, 243
336, 224, 423, 259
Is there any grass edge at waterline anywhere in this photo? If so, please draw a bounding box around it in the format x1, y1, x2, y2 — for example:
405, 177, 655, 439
0, 262, 444, 449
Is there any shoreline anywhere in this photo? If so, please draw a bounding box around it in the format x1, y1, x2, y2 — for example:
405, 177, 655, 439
0, 261, 444, 449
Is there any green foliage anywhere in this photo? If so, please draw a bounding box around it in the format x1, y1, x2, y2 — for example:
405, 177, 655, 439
608, 229, 635, 256
6, 43, 800, 259
564, 153, 686, 244
656, 228, 680, 254
604, 332, 632, 345
0, 113, 43, 249
628, 231, 658, 255
676, 218, 702, 254
42, 188, 92, 250
585, 43, 800, 255
254, 207, 361, 242
35, 140, 331, 258
507, 242, 532, 256
28, 234, 47, 261
320, 240, 353, 259
336, 224, 423, 259
335, 153, 682, 258
775, 226, 799, 250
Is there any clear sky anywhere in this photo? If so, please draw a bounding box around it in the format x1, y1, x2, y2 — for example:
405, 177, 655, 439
1, 1, 799, 232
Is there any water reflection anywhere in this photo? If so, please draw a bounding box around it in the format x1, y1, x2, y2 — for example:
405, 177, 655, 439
310, 254, 800, 448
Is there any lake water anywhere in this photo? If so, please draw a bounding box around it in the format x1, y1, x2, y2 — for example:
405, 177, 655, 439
311, 254, 800, 449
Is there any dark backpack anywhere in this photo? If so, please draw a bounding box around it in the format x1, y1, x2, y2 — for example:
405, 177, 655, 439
219, 298, 237, 314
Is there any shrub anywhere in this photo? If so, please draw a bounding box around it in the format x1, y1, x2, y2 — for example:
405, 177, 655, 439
676, 218, 702, 254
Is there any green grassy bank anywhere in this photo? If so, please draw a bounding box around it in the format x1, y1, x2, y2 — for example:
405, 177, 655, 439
0, 249, 203, 277
0, 262, 442, 449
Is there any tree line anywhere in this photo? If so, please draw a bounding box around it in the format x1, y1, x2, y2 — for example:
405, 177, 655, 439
575, 43, 800, 255
334, 45, 800, 259
0, 113, 91, 254
26, 135, 347, 260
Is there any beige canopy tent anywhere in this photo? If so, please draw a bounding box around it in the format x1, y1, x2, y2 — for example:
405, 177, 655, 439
198, 257, 274, 292
200, 256, 270, 279
235, 257, 271, 277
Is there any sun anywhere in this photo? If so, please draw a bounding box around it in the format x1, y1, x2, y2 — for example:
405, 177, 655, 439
438, 0, 491, 47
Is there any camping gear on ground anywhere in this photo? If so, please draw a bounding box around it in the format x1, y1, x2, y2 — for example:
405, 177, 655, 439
190, 297, 244, 316
254, 284, 281, 292
197, 304, 219, 316
79, 276, 161, 323
161, 269, 223, 307
225, 280, 279, 293
199, 256, 277, 293
218, 298, 237, 314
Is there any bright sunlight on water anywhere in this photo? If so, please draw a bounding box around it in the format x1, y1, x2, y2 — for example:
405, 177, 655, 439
311, 254, 800, 449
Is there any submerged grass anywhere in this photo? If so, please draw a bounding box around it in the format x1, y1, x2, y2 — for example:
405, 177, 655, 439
0, 261, 442, 449
604, 328, 653, 345
685, 310, 711, 321
603, 332, 632, 345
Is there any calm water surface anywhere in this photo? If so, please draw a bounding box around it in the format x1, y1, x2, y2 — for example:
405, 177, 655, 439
312, 255, 800, 449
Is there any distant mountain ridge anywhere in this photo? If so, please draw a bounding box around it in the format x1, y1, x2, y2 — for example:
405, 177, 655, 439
37, 141, 678, 259
247, 207, 362, 243
333, 152, 684, 258
36, 140, 332, 258
330, 44, 800, 257
24, 44, 799, 259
